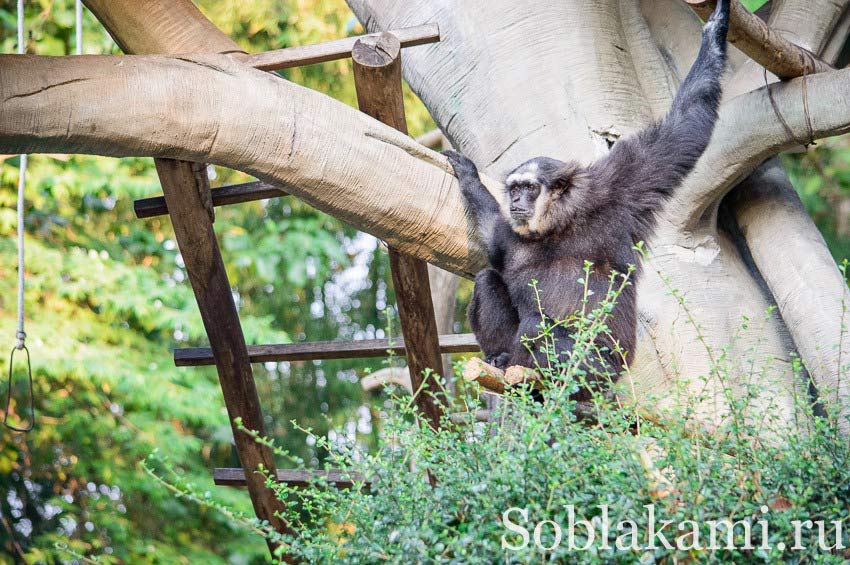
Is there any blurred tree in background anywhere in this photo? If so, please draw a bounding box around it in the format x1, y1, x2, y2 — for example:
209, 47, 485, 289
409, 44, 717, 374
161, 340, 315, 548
0, 0, 434, 561
0, 0, 845, 562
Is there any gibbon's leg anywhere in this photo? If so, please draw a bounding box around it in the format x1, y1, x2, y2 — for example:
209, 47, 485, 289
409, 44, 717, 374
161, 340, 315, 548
510, 317, 619, 397
468, 269, 518, 370
510, 314, 571, 370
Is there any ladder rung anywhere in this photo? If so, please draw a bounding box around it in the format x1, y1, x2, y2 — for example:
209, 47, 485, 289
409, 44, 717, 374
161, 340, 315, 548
175, 333, 480, 367
214, 467, 370, 488
134, 180, 287, 219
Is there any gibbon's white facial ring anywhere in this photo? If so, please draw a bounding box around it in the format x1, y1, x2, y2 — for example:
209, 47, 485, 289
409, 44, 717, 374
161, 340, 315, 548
505, 171, 539, 186
505, 160, 540, 187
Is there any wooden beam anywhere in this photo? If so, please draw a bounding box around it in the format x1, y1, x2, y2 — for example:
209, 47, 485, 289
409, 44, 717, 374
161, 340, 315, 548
352, 32, 447, 430
684, 0, 833, 79
135, 180, 286, 219
175, 333, 480, 367
154, 159, 292, 540
214, 467, 370, 488
246, 23, 439, 71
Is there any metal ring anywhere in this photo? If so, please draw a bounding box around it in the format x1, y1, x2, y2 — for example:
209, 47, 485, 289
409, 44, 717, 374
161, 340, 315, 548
4, 344, 34, 432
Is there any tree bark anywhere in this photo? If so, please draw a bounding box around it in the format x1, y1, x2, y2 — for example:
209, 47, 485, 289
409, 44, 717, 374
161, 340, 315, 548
82, 0, 245, 56
0, 53, 496, 275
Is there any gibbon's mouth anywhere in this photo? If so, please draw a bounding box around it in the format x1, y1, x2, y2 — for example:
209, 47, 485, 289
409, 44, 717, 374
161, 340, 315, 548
510, 209, 532, 222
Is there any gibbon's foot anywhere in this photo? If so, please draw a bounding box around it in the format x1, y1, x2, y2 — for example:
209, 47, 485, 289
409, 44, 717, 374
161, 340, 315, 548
485, 352, 512, 371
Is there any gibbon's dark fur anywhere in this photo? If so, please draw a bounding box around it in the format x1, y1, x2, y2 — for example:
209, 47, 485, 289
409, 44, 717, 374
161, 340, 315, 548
445, 0, 729, 395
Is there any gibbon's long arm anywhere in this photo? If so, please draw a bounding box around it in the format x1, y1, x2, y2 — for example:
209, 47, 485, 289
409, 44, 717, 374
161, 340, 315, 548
444, 150, 503, 247
588, 0, 729, 234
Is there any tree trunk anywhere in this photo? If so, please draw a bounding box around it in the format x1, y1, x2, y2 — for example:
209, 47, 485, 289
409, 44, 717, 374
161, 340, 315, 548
1, 0, 849, 435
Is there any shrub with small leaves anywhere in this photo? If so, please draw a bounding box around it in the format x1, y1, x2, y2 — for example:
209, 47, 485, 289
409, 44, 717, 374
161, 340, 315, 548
159, 260, 850, 564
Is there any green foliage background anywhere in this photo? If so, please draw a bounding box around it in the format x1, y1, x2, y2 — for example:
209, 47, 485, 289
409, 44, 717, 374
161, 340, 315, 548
0, 0, 846, 562
0, 1, 434, 561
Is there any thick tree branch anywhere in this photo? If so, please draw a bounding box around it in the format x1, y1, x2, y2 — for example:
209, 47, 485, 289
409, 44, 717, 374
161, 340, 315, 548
347, 0, 653, 175
620, 0, 680, 119
767, 0, 850, 55
83, 0, 244, 56
640, 0, 706, 82
684, 0, 833, 79
822, 5, 850, 65
676, 66, 850, 229
729, 160, 850, 435
0, 54, 496, 276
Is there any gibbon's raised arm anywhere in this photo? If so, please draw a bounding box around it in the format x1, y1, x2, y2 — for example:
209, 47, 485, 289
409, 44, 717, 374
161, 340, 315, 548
588, 0, 729, 233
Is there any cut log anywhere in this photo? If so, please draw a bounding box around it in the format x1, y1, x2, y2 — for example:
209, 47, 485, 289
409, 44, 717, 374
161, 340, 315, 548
462, 357, 507, 394
504, 365, 543, 386
461, 357, 547, 394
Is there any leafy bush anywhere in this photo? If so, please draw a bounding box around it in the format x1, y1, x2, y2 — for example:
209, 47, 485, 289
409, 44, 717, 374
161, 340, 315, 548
148, 260, 850, 564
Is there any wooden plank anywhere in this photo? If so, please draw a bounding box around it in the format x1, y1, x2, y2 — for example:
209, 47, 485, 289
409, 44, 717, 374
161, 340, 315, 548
175, 333, 480, 367
215, 467, 370, 488
352, 33, 447, 430
154, 159, 293, 540
135, 180, 286, 219
246, 23, 439, 71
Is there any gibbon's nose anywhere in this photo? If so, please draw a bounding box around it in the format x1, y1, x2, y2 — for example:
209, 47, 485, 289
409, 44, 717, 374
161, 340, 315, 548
512, 194, 531, 210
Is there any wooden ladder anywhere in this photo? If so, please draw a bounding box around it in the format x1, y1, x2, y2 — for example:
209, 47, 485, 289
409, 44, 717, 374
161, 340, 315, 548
134, 24, 480, 557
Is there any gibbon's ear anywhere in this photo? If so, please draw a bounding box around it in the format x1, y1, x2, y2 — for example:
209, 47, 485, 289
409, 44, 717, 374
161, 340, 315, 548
548, 162, 585, 194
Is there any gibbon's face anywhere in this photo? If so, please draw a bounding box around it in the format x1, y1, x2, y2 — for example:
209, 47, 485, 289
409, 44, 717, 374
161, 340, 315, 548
505, 174, 541, 225
503, 157, 574, 238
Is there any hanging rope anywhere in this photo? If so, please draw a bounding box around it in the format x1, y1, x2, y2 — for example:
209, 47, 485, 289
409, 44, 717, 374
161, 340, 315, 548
75, 0, 83, 55
4, 0, 34, 432
763, 67, 816, 150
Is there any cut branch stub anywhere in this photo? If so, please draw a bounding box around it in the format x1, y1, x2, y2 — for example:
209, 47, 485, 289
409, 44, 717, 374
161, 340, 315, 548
462, 358, 507, 394
684, 0, 833, 78
248, 23, 439, 71
461, 357, 542, 394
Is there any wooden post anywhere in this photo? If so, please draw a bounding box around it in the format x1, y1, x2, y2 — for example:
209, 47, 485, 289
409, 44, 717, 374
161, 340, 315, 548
153, 159, 293, 555
352, 33, 447, 429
